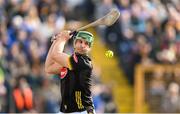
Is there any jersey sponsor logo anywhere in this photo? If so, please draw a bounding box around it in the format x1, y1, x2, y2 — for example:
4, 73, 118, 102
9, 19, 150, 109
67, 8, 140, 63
73, 54, 78, 63
60, 67, 68, 79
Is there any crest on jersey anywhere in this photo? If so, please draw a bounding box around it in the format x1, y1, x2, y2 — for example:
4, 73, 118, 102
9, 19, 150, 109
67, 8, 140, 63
60, 67, 68, 79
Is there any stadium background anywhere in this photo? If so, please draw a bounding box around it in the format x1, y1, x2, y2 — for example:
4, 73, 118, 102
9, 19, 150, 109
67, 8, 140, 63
1, 0, 180, 113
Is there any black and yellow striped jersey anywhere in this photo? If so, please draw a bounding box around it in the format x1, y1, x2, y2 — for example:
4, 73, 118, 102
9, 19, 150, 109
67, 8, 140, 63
59, 52, 94, 113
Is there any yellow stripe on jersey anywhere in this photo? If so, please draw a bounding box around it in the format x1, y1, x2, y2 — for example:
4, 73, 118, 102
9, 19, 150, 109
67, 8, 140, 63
75, 91, 80, 109
67, 57, 73, 70
79, 91, 84, 109
75, 91, 84, 109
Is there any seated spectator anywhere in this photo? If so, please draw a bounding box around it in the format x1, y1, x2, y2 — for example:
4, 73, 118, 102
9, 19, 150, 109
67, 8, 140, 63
161, 82, 180, 113
12, 75, 34, 113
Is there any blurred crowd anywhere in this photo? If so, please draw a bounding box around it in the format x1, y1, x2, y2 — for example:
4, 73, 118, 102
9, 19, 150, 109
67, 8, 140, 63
145, 67, 180, 113
96, 0, 180, 85
96, 0, 180, 84
95, 0, 180, 113
0, 0, 117, 113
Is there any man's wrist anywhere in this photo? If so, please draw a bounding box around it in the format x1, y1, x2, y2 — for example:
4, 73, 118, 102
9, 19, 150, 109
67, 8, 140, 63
51, 35, 57, 42
51, 35, 67, 42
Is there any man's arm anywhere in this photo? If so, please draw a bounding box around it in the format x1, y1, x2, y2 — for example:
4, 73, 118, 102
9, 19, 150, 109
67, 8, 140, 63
51, 31, 72, 69
45, 31, 71, 74
45, 38, 63, 74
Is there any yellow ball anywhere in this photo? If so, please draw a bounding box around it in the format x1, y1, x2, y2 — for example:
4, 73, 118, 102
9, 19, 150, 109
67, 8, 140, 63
105, 50, 114, 58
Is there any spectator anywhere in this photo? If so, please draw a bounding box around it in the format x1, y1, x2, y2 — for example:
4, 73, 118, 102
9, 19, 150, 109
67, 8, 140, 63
12, 75, 34, 113
161, 82, 180, 113
148, 68, 166, 112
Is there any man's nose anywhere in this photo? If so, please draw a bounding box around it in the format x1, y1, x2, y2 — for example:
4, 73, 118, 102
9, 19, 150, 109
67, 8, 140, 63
81, 42, 86, 48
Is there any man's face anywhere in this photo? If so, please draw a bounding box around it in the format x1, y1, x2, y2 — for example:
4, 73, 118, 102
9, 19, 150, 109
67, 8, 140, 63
74, 38, 91, 54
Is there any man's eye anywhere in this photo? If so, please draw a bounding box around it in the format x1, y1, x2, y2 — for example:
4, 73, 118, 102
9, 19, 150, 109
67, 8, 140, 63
85, 42, 89, 45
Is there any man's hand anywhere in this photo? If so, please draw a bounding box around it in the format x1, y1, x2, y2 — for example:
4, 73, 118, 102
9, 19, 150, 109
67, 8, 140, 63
51, 30, 72, 42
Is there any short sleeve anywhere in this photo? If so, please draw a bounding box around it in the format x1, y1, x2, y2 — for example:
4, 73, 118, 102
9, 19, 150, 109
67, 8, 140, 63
68, 54, 92, 70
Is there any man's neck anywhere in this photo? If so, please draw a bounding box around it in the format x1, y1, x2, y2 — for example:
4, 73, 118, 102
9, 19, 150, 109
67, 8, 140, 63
75, 52, 88, 56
